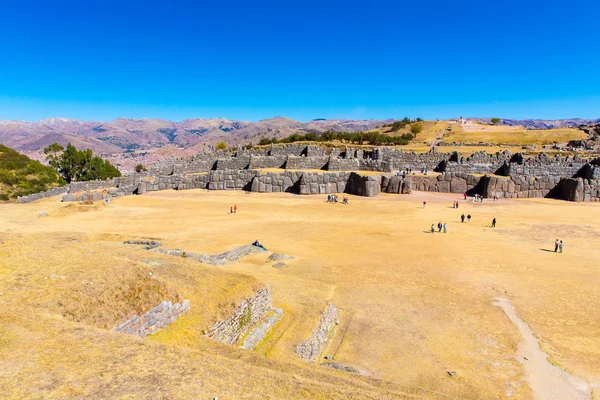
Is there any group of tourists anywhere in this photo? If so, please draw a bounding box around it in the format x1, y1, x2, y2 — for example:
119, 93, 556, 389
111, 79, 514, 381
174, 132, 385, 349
452, 201, 460, 208
460, 214, 472, 223
554, 239, 565, 253
327, 194, 348, 204
229, 205, 238, 214
431, 221, 448, 233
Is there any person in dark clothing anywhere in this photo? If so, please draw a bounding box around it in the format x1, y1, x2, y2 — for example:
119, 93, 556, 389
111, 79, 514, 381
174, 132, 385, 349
467, 214, 471, 222
492, 218, 496, 228
461, 214, 465, 223
555, 239, 559, 252
437, 222, 442, 232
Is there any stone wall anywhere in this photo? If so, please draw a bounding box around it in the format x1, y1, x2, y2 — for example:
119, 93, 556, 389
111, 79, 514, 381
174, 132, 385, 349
16, 144, 600, 204
250, 171, 301, 193
248, 155, 287, 169
345, 173, 381, 197
296, 302, 338, 362
552, 178, 600, 202
111, 299, 190, 338
327, 157, 360, 171
285, 155, 330, 170
298, 172, 352, 195
411, 173, 483, 194
205, 286, 274, 345
381, 175, 412, 194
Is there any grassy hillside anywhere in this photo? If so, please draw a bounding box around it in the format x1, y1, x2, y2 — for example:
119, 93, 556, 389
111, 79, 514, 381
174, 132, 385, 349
0, 144, 64, 201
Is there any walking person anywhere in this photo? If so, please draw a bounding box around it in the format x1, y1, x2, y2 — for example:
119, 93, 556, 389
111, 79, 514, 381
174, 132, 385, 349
491, 218, 496, 228
464, 193, 467, 200
559, 240, 564, 253
467, 214, 471, 222
456, 201, 459, 208
230, 206, 233, 214
461, 214, 465, 223
423, 201, 427, 209
431, 224, 435, 233
438, 222, 442, 232
453, 201, 456, 209
443, 223, 447, 233
554, 239, 559, 252
234, 205, 237, 214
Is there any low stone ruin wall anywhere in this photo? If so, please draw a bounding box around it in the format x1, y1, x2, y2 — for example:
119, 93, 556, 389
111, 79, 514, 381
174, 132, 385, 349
16, 178, 119, 204
16, 186, 68, 203
241, 308, 283, 350
153, 244, 267, 266
205, 286, 274, 345
111, 299, 190, 338
296, 302, 338, 362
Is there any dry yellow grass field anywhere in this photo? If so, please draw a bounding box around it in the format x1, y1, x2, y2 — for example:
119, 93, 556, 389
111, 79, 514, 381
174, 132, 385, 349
441, 121, 586, 145
1, 190, 599, 399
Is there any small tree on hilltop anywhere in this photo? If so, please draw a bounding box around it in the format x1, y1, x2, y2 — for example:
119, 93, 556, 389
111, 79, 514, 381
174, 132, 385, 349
135, 164, 147, 173
215, 141, 228, 151
491, 117, 501, 125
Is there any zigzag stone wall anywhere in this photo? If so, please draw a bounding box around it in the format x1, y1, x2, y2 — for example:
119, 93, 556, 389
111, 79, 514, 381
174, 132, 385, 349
296, 302, 338, 362
15, 144, 600, 203
111, 299, 190, 338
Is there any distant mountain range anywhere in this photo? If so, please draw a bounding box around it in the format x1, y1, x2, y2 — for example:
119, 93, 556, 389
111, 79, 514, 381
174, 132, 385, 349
1, 116, 598, 155
473, 118, 600, 130
0, 117, 393, 155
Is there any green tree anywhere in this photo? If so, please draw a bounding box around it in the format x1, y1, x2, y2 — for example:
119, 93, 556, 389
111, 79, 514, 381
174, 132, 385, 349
215, 141, 228, 151
44, 143, 64, 169
135, 164, 147, 173
43, 142, 121, 183
491, 117, 501, 125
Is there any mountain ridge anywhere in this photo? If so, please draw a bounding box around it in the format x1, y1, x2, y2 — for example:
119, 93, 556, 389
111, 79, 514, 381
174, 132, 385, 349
0, 116, 598, 155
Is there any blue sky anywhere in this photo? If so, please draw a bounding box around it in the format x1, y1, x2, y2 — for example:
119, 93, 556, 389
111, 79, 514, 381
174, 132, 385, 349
0, 0, 598, 122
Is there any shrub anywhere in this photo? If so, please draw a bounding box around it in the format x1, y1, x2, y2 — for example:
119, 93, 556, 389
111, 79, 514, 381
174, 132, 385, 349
135, 164, 147, 173
410, 123, 423, 135
215, 141, 228, 151
491, 117, 501, 125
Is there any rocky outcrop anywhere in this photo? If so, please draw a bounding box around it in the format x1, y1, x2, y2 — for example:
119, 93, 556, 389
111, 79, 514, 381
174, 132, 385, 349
112, 299, 190, 338
296, 302, 338, 362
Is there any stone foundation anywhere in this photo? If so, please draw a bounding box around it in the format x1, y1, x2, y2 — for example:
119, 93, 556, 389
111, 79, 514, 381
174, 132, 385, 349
111, 299, 190, 338
205, 286, 274, 345
296, 302, 338, 362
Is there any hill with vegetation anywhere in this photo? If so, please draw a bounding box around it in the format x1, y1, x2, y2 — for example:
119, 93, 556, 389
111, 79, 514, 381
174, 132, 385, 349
0, 144, 64, 201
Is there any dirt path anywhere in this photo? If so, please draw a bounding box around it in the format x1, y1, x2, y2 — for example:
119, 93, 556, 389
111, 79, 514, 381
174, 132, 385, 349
494, 297, 591, 400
